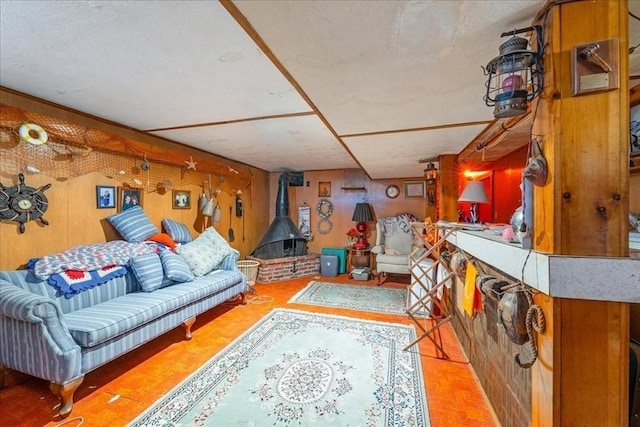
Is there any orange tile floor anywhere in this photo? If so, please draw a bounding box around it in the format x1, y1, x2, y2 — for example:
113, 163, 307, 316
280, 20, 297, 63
0, 274, 499, 426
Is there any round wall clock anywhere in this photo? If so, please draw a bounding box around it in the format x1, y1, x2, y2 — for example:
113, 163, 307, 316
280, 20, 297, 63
385, 184, 400, 199
0, 173, 51, 233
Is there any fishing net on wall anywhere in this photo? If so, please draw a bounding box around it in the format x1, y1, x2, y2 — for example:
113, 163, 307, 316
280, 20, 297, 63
0, 104, 253, 195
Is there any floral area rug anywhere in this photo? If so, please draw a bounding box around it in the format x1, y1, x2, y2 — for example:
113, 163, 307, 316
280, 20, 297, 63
289, 280, 407, 315
128, 309, 429, 426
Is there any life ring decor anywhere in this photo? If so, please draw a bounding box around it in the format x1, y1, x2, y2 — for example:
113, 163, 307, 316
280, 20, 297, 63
0, 173, 51, 234
18, 123, 49, 145
316, 198, 333, 219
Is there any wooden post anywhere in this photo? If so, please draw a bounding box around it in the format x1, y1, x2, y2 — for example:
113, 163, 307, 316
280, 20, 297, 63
438, 154, 459, 221
531, 1, 630, 425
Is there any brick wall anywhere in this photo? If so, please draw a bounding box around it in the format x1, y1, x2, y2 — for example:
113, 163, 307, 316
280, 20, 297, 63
450, 269, 533, 427
248, 253, 320, 283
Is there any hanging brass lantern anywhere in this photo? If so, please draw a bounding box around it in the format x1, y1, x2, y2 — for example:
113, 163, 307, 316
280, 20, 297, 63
483, 26, 543, 118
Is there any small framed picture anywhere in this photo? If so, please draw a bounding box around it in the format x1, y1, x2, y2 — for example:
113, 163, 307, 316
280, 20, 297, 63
318, 181, 331, 197
172, 190, 191, 209
404, 181, 426, 198
96, 185, 116, 209
118, 187, 144, 212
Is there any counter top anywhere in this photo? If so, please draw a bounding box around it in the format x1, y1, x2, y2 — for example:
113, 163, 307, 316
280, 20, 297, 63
443, 228, 640, 303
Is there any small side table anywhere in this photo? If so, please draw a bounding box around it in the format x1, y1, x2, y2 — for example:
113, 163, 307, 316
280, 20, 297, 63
346, 246, 371, 272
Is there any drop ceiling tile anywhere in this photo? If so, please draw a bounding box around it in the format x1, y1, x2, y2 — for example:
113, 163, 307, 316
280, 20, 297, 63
0, 1, 311, 130
344, 124, 488, 179
235, 0, 545, 135
152, 114, 358, 172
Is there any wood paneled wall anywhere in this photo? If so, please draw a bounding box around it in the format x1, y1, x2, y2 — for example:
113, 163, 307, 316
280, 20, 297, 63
268, 170, 429, 254
0, 92, 273, 270
530, 2, 630, 425
0, 167, 431, 270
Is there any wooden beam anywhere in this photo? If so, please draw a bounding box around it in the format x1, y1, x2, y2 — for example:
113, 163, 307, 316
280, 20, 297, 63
0, 87, 257, 178
437, 154, 458, 221
531, 1, 630, 425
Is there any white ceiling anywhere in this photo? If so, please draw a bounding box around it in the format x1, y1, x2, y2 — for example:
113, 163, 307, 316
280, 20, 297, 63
4, 0, 632, 180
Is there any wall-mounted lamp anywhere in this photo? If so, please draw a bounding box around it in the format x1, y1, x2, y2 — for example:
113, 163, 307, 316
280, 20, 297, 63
458, 181, 489, 223
483, 26, 543, 118
423, 162, 439, 185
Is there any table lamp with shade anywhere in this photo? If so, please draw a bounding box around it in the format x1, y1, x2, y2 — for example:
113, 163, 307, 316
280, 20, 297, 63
458, 181, 489, 223
351, 202, 373, 249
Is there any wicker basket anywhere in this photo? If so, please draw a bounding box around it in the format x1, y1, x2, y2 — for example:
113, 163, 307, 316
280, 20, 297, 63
237, 260, 260, 286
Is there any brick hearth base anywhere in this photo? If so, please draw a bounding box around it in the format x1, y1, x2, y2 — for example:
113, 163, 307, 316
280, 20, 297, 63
247, 253, 320, 283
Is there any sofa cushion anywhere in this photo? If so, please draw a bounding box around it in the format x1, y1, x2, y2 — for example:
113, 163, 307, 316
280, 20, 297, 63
64, 269, 242, 347
162, 218, 193, 244
130, 253, 164, 292
159, 250, 194, 283
175, 227, 233, 277
107, 206, 158, 243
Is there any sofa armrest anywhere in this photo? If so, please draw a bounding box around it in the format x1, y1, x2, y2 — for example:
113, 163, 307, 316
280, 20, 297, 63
0, 281, 82, 384
1, 281, 60, 322
218, 249, 241, 272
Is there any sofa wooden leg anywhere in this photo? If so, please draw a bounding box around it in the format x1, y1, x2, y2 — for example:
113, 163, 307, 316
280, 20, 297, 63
0, 364, 6, 389
182, 316, 196, 340
227, 292, 247, 305
50, 376, 84, 418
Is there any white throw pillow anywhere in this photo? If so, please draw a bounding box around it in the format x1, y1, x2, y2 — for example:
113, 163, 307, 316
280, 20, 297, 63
175, 227, 233, 277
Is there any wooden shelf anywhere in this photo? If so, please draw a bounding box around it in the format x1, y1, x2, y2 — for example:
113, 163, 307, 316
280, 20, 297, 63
340, 187, 367, 191
444, 228, 640, 303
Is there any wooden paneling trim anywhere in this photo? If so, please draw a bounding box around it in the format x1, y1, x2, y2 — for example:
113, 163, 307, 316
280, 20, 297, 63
339, 120, 491, 139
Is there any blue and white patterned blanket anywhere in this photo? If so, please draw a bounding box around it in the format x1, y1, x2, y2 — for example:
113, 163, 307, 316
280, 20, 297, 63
32, 240, 159, 280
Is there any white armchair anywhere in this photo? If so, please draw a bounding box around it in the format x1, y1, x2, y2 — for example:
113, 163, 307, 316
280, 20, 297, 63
371, 214, 423, 285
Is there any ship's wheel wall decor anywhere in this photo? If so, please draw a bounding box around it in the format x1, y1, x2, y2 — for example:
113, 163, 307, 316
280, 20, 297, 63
0, 173, 51, 233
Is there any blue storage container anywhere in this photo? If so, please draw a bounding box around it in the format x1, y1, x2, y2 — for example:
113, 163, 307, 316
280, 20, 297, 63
321, 247, 347, 274
320, 255, 339, 277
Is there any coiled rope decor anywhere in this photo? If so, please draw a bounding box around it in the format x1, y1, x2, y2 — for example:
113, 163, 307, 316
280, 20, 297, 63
316, 198, 333, 234
514, 289, 546, 369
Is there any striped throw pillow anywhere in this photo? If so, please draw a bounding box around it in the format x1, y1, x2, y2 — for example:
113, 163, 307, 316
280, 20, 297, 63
130, 253, 164, 292
159, 250, 194, 282
107, 206, 158, 243
162, 218, 193, 243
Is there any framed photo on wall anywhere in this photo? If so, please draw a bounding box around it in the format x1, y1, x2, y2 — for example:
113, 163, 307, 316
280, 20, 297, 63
96, 185, 116, 209
118, 187, 143, 212
404, 181, 426, 198
318, 181, 331, 197
172, 190, 191, 209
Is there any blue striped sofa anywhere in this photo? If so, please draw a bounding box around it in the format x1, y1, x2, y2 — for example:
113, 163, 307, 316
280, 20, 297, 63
0, 250, 246, 417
